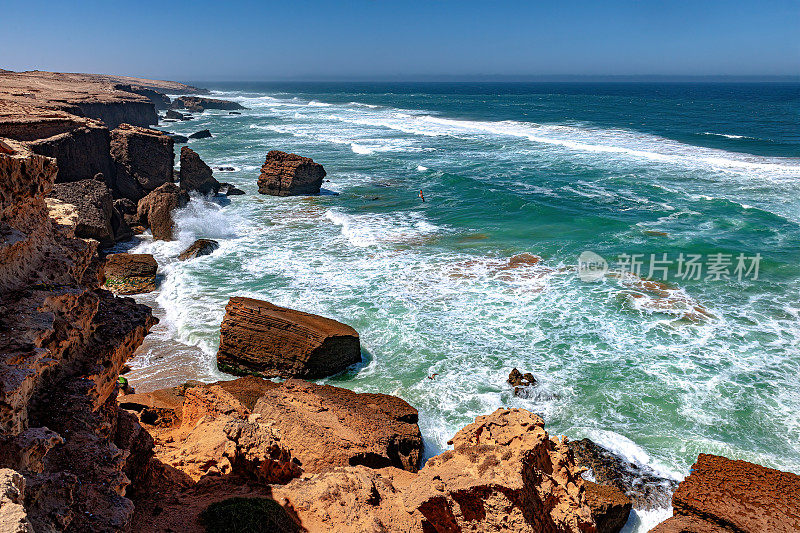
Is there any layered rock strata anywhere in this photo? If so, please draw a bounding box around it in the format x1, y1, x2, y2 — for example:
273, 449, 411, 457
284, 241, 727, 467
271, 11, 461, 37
257, 151, 326, 196
0, 139, 157, 531
216, 297, 362, 378
179, 146, 220, 195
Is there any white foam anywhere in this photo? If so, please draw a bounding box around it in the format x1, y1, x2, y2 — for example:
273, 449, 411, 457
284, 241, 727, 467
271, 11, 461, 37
416, 165, 428, 171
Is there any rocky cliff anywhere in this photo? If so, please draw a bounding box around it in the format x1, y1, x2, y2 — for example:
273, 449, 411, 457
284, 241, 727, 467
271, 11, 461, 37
0, 139, 157, 531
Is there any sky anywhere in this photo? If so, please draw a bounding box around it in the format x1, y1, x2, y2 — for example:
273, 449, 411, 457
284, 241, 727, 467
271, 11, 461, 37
2, 0, 799, 81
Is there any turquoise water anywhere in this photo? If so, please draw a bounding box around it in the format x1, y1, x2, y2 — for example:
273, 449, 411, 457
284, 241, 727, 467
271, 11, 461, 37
127, 82, 800, 525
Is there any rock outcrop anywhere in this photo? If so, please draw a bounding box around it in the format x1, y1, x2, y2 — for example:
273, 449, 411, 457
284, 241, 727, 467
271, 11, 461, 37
651, 454, 800, 533
170, 96, 245, 112
110, 124, 174, 201
179, 239, 219, 260
583, 481, 632, 533
179, 146, 220, 195
103, 253, 158, 294
269, 408, 597, 533
0, 138, 157, 531
217, 297, 362, 378
257, 151, 326, 196
26, 121, 114, 184
251, 379, 422, 473
47, 178, 132, 246
219, 182, 245, 195
136, 183, 189, 241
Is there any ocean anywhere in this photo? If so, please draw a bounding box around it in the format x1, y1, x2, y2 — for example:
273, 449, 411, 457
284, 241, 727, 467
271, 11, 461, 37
123, 82, 800, 530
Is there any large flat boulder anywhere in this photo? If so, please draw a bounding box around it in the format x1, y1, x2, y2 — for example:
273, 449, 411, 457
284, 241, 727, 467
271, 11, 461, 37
136, 183, 188, 240
110, 124, 174, 201
251, 378, 423, 473
257, 151, 326, 196
216, 297, 361, 379
651, 454, 800, 533
179, 146, 219, 195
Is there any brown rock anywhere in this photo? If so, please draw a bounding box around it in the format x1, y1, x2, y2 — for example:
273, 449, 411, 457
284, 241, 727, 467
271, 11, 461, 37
270, 408, 597, 533
179, 146, 220, 195
47, 179, 116, 246
110, 124, 174, 201
257, 150, 326, 196
219, 182, 245, 195
136, 182, 189, 240
178, 239, 219, 261
26, 122, 114, 184
651, 454, 800, 533
251, 378, 422, 473
103, 253, 158, 294
217, 296, 362, 378
0, 469, 32, 533
584, 481, 632, 533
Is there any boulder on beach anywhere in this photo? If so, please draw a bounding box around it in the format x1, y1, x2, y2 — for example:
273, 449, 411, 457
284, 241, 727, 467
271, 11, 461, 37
103, 253, 157, 294
651, 454, 800, 533
188, 129, 212, 139
179, 146, 220, 195
109, 124, 174, 201
216, 297, 361, 379
178, 238, 219, 261
257, 150, 326, 196
136, 182, 189, 241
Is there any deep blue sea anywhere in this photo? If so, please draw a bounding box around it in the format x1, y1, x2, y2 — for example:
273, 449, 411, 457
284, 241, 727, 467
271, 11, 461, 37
125, 82, 800, 530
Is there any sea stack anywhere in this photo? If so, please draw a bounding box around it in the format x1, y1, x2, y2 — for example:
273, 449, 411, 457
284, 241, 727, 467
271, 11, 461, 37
257, 150, 326, 196
216, 296, 361, 378
179, 146, 220, 195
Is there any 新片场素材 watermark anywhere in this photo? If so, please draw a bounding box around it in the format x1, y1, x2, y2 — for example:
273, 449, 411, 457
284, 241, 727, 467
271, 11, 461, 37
577, 251, 761, 282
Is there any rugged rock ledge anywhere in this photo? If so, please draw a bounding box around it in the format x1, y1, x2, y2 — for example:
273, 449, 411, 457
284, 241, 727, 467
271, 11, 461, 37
0, 139, 157, 530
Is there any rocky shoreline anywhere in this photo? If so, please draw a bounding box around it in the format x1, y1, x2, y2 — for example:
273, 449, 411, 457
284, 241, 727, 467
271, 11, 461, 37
1, 70, 799, 532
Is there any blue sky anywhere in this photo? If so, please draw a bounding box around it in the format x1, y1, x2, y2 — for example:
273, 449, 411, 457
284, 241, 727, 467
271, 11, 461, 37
2, 0, 798, 80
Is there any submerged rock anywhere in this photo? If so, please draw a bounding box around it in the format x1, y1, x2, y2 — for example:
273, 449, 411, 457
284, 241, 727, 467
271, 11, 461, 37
103, 253, 157, 294
651, 454, 800, 533
257, 150, 326, 196
218, 182, 245, 195
568, 437, 678, 510
179, 146, 220, 195
188, 129, 212, 139
178, 238, 219, 261
136, 182, 189, 241
217, 297, 361, 379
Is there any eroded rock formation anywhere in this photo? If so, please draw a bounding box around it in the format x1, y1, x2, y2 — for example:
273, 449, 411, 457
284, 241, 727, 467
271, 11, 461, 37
651, 454, 800, 533
110, 124, 174, 201
257, 151, 326, 196
179, 146, 220, 195
0, 139, 157, 531
217, 297, 362, 378
136, 183, 189, 241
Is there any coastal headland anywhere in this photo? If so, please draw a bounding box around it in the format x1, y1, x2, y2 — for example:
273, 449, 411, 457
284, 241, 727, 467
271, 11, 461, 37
0, 69, 797, 533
